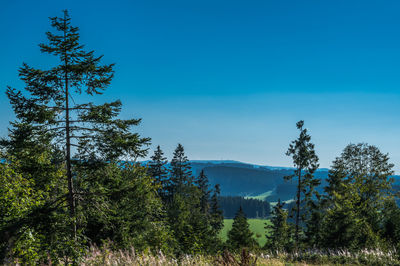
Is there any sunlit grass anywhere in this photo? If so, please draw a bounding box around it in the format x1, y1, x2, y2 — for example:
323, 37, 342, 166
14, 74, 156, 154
79, 246, 400, 265
244, 190, 274, 201
219, 218, 271, 246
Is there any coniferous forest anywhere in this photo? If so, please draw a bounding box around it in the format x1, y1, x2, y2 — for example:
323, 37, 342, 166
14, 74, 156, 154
2, 10, 400, 265
218, 196, 270, 219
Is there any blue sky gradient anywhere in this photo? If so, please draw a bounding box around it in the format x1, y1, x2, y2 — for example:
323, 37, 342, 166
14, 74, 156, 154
1, 0, 400, 170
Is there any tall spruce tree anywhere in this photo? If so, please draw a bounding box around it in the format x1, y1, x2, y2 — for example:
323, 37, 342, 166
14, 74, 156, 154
195, 170, 211, 214
210, 184, 224, 233
285, 120, 319, 249
166, 144, 198, 254
4, 10, 150, 239
169, 143, 193, 195
207, 184, 224, 252
148, 145, 168, 199
165, 145, 223, 254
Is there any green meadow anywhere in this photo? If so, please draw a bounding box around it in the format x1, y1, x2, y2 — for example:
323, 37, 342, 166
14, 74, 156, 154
219, 218, 271, 247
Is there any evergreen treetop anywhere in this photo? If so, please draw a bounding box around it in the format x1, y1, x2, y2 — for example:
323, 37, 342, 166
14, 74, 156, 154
148, 145, 168, 199
227, 206, 256, 250
169, 143, 193, 194
285, 120, 320, 248
196, 170, 211, 214
210, 184, 224, 233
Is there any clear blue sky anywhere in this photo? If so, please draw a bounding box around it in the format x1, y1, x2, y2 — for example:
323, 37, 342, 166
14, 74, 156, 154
1, 0, 400, 170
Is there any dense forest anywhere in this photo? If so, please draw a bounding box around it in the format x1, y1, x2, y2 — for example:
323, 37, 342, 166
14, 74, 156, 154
219, 196, 270, 218
2, 11, 400, 265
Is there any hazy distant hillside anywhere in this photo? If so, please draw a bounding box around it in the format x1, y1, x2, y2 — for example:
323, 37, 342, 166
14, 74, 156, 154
143, 160, 400, 202
189, 160, 330, 201
203, 165, 284, 196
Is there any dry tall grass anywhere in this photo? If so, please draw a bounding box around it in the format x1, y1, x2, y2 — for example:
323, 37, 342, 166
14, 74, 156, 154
80, 246, 290, 266
6, 246, 400, 265
80, 246, 400, 266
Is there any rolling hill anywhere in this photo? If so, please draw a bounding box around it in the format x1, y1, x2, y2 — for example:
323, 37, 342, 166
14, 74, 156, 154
189, 160, 330, 202
143, 160, 400, 203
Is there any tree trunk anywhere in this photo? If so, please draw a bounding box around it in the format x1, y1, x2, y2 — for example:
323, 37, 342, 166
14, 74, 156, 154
295, 168, 301, 250
64, 15, 76, 239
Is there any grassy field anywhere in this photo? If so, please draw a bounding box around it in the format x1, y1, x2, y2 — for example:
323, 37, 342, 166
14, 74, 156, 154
244, 190, 295, 206
244, 190, 273, 201
219, 218, 271, 247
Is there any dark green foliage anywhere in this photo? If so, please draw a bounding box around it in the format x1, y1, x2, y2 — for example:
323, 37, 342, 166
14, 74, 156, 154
210, 184, 224, 234
227, 206, 257, 251
265, 200, 293, 251
218, 196, 270, 218
320, 189, 369, 249
196, 170, 211, 214
0, 157, 44, 263
381, 200, 400, 250
303, 196, 324, 247
0, 151, 83, 264
5, 10, 150, 237
285, 120, 320, 248
168, 143, 193, 197
0, 121, 80, 263
0, 122, 64, 194
80, 162, 175, 253
1, 10, 152, 262
148, 145, 168, 200
319, 143, 395, 249
5, 9, 400, 264
165, 144, 223, 254
167, 186, 212, 254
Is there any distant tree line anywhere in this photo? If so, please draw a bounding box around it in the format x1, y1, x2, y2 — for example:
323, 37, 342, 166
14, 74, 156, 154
218, 196, 270, 218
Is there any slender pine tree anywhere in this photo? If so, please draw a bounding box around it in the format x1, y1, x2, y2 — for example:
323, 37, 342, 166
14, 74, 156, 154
285, 120, 319, 250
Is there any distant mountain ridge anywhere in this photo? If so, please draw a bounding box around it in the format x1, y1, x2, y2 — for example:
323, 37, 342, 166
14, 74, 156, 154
189, 160, 329, 171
